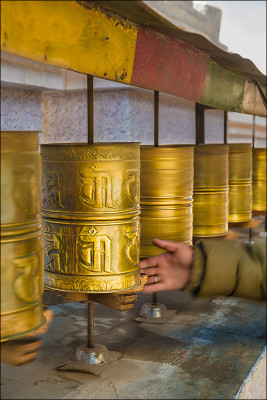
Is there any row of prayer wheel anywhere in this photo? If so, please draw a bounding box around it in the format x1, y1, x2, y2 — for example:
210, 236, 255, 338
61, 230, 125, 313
1, 131, 266, 341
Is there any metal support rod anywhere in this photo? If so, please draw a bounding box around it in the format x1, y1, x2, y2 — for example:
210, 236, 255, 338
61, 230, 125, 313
87, 300, 94, 348
252, 115, 256, 148
195, 103, 205, 145
154, 90, 159, 147
224, 111, 228, 144
152, 90, 159, 304
87, 75, 94, 145
87, 75, 94, 349
253, 80, 267, 108
152, 292, 158, 305
249, 228, 253, 242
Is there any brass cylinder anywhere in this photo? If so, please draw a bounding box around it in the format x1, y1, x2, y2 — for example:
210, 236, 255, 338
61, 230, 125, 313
1, 132, 45, 342
193, 144, 229, 237
140, 146, 194, 257
252, 148, 266, 212
41, 143, 140, 293
228, 144, 252, 222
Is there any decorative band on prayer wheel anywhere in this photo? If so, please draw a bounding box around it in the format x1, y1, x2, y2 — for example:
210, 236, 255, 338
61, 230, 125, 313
193, 144, 229, 237
228, 144, 252, 222
252, 148, 266, 212
41, 143, 140, 293
1, 132, 45, 342
140, 146, 194, 257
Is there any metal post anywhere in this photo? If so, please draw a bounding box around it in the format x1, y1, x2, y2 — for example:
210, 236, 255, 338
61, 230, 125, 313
87, 300, 94, 348
224, 111, 228, 144
152, 90, 159, 304
87, 75, 94, 349
87, 75, 94, 145
195, 103, 205, 145
252, 115, 255, 148
152, 292, 158, 305
154, 90, 159, 147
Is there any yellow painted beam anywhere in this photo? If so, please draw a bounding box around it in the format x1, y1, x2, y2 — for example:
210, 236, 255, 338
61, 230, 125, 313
1, 0, 138, 83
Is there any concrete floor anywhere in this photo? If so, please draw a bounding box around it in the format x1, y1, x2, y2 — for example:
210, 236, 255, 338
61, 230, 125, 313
1, 220, 266, 399
1, 289, 266, 399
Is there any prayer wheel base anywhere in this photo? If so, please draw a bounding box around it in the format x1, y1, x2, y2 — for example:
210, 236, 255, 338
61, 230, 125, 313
75, 344, 111, 365
139, 303, 168, 319
44, 270, 141, 293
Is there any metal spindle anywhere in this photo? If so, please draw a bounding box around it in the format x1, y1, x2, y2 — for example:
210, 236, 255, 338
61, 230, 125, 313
252, 115, 255, 148
87, 74, 94, 348
224, 111, 228, 144
195, 103, 205, 145
153, 90, 159, 303
87, 75, 94, 145
87, 300, 95, 348
154, 90, 159, 147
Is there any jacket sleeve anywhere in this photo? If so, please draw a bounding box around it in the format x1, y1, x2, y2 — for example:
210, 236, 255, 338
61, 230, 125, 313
183, 239, 266, 301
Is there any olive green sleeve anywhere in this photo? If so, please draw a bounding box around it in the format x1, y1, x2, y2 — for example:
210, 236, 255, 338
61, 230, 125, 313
184, 239, 266, 301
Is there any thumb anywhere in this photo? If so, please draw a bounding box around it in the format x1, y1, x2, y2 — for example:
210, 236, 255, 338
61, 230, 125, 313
152, 239, 183, 252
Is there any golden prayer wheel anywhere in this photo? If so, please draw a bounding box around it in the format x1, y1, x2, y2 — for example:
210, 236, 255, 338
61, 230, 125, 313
41, 143, 141, 293
193, 144, 229, 237
252, 148, 266, 212
228, 144, 252, 222
140, 146, 194, 257
1, 132, 45, 342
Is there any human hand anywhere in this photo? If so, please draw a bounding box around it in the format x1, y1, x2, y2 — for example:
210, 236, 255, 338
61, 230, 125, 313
140, 239, 193, 293
1, 338, 42, 366
28, 307, 53, 336
1, 307, 53, 366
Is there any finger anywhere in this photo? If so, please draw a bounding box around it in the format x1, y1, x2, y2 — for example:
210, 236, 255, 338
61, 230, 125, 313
16, 351, 38, 366
31, 308, 53, 336
139, 266, 158, 276
140, 256, 159, 269
152, 239, 183, 252
146, 275, 161, 285
23, 340, 42, 354
43, 308, 53, 324
142, 282, 166, 293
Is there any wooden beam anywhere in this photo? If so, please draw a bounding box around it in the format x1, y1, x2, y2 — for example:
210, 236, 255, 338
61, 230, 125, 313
1, 1, 266, 116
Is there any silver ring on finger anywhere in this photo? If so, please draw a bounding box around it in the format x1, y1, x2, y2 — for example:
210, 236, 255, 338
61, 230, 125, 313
154, 276, 160, 284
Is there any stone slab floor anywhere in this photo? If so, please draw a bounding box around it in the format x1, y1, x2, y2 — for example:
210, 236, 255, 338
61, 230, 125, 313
1, 285, 266, 399
1, 217, 266, 399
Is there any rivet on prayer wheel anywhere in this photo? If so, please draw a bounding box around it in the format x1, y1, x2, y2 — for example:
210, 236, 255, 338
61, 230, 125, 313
1, 132, 45, 342
140, 146, 194, 257
193, 144, 229, 237
228, 144, 252, 222
252, 148, 266, 212
41, 143, 141, 293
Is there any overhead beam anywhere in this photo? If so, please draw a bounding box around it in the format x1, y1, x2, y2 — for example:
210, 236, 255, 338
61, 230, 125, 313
1, 1, 265, 116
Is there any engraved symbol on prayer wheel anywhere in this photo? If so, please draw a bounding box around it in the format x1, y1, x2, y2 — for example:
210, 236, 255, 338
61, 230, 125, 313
1, 132, 45, 342
193, 144, 229, 237
140, 146, 194, 257
228, 144, 252, 222
41, 143, 141, 293
252, 148, 266, 212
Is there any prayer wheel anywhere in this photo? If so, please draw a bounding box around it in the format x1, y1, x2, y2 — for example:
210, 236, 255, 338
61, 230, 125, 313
1, 132, 45, 342
41, 143, 140, 293
252, 148, 266, 212
193, 144, 229, 237
140, 146, 194, 257
228, 144, 252, 222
